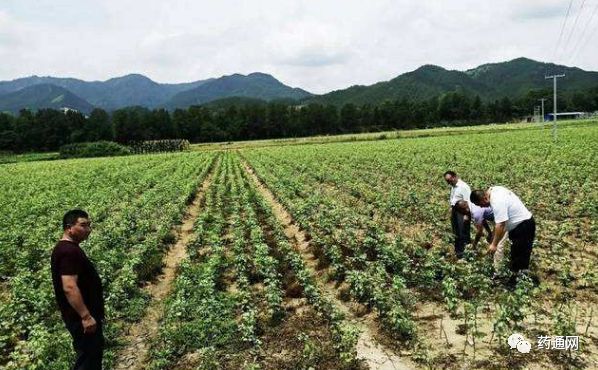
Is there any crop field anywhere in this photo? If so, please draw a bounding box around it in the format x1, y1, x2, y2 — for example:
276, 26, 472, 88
0, 152, 216, 369
0, 122, 597, 369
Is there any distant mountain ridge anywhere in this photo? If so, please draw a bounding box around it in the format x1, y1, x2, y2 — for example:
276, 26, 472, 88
309, 57, 598, 106
1, 57, 598, 114
0, 74, 212, 111
311, 64, 492, 106
0, 72, 310, 113
464, 57, 598, 98
0, 84, 94, 114
166, 72, 311, 108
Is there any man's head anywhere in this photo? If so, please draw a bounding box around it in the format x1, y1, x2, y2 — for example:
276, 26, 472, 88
443, 170, 458, 187
470, 190, 490, 207
454, 200, 470, 215
62, 209, 92, 243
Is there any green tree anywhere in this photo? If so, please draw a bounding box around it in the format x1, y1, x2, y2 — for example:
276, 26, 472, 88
14, 109, 37, 151
35, 109, 68, 150
65, 110, 87, 143
85, 108, 113, 142
340, 103, 359, 132
470, 95, 483, 121
0, 113, 16, 151
499, 97, 513, 122
112, 108, 144, 143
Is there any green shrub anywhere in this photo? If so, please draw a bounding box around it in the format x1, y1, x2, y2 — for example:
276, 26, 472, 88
59, 141, 131, 159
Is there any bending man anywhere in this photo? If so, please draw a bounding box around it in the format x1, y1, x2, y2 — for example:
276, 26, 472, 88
454, 199, 508, 272
470, 186, 536, 275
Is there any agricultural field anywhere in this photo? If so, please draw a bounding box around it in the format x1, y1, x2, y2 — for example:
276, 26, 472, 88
0, 152, 216, 369
0, 121, 596, 369
242, 122, 598, 369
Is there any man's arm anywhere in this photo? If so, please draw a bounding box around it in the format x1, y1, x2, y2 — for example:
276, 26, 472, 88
488, 221, 506, 254
482, 220, 492, 234
61, 275, 97, 333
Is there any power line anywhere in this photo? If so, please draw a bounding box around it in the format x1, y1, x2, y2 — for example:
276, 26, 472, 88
561, 0, 588, 59
569, 2, 598, 64
553, 0, 576, 64
572, 16, 598, 62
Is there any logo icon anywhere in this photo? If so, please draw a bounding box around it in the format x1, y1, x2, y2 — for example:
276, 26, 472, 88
508, 333, 531, 353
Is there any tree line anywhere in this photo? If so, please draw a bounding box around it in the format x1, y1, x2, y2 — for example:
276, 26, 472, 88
1, 88, 597, 153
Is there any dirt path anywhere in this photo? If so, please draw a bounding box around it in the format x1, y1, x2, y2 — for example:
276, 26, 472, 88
113, 166, 216, 370
241, 159, 416, 370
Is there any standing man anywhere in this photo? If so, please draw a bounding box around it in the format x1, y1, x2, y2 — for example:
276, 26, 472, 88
444, 171, 471, 259
470, 187, 535, 275
51, 209, 104, 370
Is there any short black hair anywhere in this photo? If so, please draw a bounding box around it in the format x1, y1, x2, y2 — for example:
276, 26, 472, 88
455, 200, 469, 213
443, 170, 457, 177
63, 209, 89, 230
470, 190, 486, 205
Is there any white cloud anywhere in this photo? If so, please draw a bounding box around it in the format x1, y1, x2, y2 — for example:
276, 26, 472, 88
1, 0, 597, 94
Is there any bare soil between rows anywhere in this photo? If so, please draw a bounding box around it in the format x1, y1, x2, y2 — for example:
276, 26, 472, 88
112, 165, 216, 370
242, 159, 417, 370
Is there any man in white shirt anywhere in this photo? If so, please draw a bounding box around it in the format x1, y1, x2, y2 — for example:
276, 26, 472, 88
444, 171, 471, 259
470, 186, 536, 273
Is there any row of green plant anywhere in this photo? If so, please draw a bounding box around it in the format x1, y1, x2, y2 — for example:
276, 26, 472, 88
0, 152, 215, 369
238, 158, 361, 366
242, 124, 597, 365
147, 153, 245, 369
243, 155, 419, 341
149, 152, 362, 369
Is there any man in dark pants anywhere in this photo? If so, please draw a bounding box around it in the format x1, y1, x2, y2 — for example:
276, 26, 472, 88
470, 187, 536, 277
51, 209, 104, 370
444, 171, 471, 259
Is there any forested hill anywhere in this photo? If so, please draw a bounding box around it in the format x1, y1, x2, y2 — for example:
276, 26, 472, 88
165, 72, 312, 108
0, 84, 94, 114
1, 57, 597, 119
465, 57, 598, 98
0, 73, 311, 113
0, 74, 211, 111
308, 58, 598, 106
2, 58, 597, 114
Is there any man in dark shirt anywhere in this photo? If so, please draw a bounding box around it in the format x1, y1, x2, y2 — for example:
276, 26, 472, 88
51, 209, 104, 370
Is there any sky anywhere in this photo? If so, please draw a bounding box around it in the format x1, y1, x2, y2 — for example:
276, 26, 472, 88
1, 0, 597, 94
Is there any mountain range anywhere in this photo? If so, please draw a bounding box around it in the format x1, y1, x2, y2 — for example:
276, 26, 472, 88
1, 57, 597, 114
0, 73, 311, 114
309, 58, 598, 106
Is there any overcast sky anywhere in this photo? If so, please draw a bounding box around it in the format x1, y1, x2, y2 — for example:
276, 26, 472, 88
1, 0, 597, 93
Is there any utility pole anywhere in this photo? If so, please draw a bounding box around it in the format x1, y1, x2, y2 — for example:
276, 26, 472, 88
538, 98, 547, 123
534, 106, 541, 123
545, 74, 565, 141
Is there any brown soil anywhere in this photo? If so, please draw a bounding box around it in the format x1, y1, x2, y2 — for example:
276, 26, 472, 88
409, 293, 598, 369
242, 159, 417, 370
255, 304, 349, 370
112, 166, 216, 370
173, 303, 342, 370
0, 282, 8, 299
